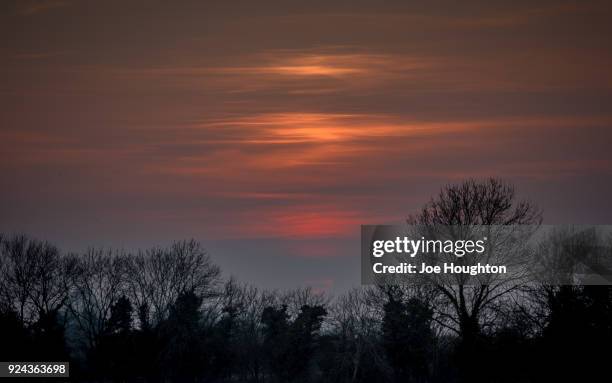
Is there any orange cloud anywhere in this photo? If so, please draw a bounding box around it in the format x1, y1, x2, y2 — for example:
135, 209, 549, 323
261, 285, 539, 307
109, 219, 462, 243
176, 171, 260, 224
132, 49, 436, 94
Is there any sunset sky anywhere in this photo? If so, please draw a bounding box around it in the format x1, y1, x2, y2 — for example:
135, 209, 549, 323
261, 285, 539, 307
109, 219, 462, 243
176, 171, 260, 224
2, 0, 612, 292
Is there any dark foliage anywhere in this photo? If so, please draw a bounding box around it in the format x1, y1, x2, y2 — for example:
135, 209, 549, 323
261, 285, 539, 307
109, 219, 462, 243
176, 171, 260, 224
1, 179, 611, 382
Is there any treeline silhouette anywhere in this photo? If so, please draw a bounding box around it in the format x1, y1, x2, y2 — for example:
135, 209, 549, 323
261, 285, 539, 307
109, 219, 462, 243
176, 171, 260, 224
1, 179, 611, 382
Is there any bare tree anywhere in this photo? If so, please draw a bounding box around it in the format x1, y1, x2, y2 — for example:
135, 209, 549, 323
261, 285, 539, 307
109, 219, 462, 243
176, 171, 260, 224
67, 248, 127, 351
408, 179, 542, 341
281, 286, 330, 319
125, 240, 221, 326
0, 234, 74, 325
330, 287, 389, 382
213, 279, 279, 382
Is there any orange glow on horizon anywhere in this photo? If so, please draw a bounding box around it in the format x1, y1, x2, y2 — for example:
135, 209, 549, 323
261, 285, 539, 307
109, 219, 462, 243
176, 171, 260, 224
233, 206, 369, 239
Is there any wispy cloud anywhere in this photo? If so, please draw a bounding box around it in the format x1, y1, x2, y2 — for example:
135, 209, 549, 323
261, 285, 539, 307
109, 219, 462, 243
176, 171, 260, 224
106, 44, 612, 98
131, 49, 436, 94
3, 0, 612, 249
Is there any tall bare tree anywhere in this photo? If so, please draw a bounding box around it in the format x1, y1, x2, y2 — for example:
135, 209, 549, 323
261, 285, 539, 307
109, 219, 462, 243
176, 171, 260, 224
408, 179, 542, 342
67, 248, 127, 351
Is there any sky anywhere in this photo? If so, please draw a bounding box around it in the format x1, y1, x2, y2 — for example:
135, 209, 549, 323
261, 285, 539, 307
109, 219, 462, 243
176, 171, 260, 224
2, 0, 612, 293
